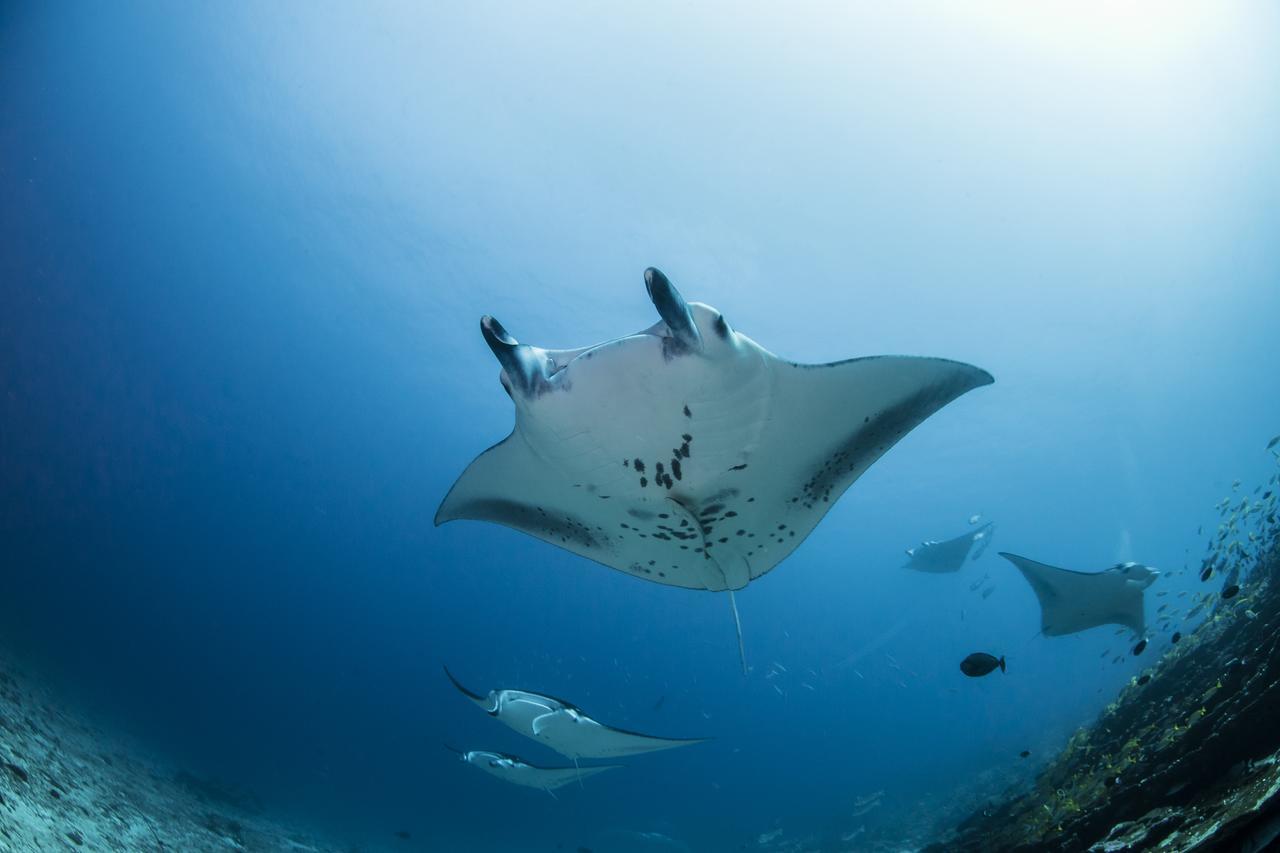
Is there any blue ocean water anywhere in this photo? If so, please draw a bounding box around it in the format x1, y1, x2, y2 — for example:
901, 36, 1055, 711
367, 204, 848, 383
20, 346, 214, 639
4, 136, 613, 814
2, 4, 1279, 850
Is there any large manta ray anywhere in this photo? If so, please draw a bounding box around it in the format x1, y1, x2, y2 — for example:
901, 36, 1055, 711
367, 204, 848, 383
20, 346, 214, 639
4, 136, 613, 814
1000, 552, 1159, 636
436, 268, 993, 665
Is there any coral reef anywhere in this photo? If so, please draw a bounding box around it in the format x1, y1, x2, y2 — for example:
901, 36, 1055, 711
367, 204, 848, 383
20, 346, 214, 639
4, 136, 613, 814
0, 656, 340, 852
928, 462, 1280, 852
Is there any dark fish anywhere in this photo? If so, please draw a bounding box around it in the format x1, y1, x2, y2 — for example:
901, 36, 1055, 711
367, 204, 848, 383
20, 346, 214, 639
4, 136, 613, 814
395, 830, 411, 840
1222, 584, 1240, 600
1137, 674, 1151, 686
1132, 639, 1147, 656
1268, 435, 1279, 450
960, 653, 1006, 677
1171, 632, 1181, 644
1113, 656, 1123, 664
1200, 565, 1213, 582
1019, 750, 1031, 758
652, 694, 666, 711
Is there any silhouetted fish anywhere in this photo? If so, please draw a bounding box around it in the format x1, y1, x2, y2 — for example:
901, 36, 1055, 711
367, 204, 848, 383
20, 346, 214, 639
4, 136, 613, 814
960, 653, 1005, 677
1137, 674, 1151, 686
1132, 639, 1147, 656
1019, 750, 1031, 758
1222, 584, 1240, 600
1171, 632, 1181, 644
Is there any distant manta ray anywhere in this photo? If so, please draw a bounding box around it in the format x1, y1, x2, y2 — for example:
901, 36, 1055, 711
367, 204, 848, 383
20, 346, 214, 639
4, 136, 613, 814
903, 521, 995, 572
445, 667, 707, 760
447, 746, 619, 797
436, 268, 993, 669
1000, 552, 1159, 636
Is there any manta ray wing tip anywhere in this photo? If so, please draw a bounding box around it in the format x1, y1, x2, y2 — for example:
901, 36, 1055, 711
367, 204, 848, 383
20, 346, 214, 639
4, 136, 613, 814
433, 494, 458, 527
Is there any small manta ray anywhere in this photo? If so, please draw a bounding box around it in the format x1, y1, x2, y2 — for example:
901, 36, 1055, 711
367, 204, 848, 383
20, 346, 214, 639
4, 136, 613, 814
1000, 552, 1159, 636
449, 747, 618, 796
904, 522, 996, 573
445, 668, 707, 759
436, 268, 993, 669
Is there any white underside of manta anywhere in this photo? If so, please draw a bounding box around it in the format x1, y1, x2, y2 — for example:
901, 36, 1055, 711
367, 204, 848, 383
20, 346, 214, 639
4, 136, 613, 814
1000, 552, 1159, 636
460, 749, 619, 792
446, 667, 706, 760
436, 268, 994, 595
903, 521, 995, 572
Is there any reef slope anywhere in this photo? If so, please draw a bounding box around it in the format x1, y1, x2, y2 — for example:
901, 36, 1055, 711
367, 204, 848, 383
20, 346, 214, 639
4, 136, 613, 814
0, 654, 341, 852
929, 484, 1280, 852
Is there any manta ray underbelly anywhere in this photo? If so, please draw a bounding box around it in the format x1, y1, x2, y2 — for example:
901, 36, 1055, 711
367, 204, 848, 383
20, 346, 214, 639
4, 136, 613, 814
436, 268, 993, 597
516, 331, 773, 591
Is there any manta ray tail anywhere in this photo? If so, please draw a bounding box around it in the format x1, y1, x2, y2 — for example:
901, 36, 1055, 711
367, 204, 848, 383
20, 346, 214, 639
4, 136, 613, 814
729, 590, 747, 675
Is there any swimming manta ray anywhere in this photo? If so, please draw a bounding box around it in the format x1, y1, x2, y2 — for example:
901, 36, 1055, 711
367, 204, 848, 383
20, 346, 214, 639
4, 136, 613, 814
445, 667, 707, 759
903, 521, 995, 572
436, 268, 993, 667
451, 747, 619, 796
1000, 552, 1159, 636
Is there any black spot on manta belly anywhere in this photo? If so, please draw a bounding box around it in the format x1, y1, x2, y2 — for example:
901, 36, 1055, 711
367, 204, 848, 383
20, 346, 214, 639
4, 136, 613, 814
633, 459, 645, 473
683, 405, 692, 418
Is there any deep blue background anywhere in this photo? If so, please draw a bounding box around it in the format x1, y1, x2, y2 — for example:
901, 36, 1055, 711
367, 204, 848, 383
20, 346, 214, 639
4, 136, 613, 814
3, 4, 1279, 850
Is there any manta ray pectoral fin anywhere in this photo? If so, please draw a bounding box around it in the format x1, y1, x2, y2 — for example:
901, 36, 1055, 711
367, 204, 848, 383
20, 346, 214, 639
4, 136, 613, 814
644, 268, 702, 353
